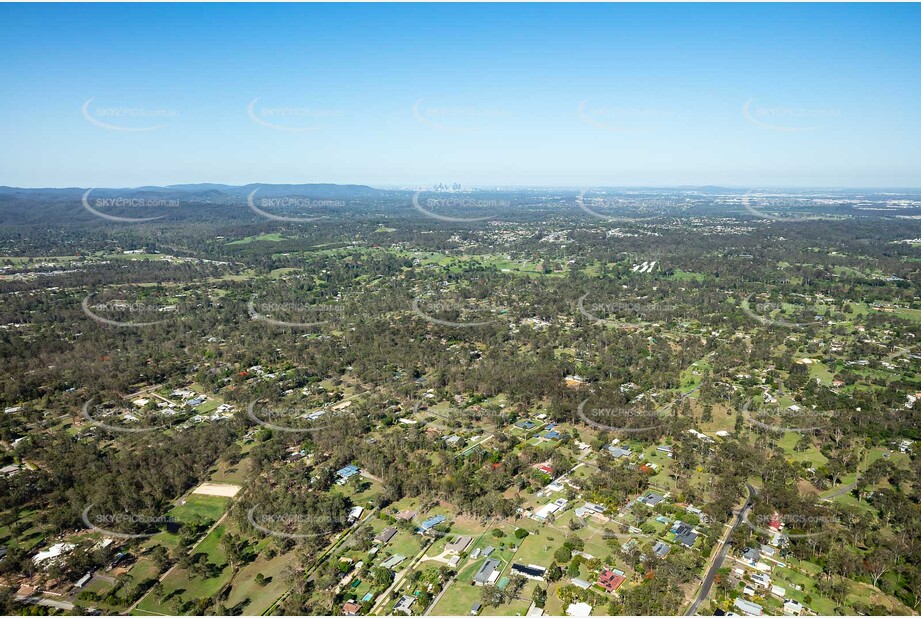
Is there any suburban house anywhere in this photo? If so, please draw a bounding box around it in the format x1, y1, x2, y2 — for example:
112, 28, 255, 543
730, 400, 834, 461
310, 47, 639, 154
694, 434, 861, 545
574, 502, 605, 518
606, 445, 632, 458
532, 500, 565, 521
446, 535, 473, 554
651, 541, 671, 558
734, 598, 764, 616
566, 601, 592, 616
336, 464, 360, 484
597, 568, 627, 593
672, 522, 699, 547
638, 491, 664, 507
380, 554, 406, 570
418, 514, 446, 534
783, 599, 804, 615
342, 600, 362, 616
473, 558, 501, 586
394, 595, 415, 615
375, 527, 397, 544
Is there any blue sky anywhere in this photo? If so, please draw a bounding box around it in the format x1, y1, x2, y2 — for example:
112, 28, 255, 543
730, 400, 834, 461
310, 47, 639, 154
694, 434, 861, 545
1, 3, 919, 188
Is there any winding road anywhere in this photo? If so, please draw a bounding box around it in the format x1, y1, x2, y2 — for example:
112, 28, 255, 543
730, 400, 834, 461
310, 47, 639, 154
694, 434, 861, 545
684, 483, 757, 616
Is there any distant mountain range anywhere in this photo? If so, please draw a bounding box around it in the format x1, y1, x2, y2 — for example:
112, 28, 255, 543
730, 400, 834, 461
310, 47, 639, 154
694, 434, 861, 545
0, 183, 387, 201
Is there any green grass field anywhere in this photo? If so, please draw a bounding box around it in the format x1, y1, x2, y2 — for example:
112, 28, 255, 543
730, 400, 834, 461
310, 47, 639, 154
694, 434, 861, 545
227, 233, 287, 245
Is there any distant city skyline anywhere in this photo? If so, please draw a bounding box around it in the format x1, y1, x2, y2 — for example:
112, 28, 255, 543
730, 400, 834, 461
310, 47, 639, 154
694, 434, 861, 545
1, 3, 920, 188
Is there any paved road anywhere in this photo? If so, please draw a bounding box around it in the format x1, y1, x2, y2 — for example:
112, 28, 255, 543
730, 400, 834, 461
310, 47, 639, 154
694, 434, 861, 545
684, 483, 757, 616
822, 480, 857, 500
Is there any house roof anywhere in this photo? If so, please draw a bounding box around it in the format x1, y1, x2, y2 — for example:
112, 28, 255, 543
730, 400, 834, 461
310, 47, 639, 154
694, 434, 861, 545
473, 558, 501, 584
375, 527, 397, 544
342, 600, 362, 615
676, 529, 699, 547
566, 602, 593, 616
446, 535, 472, 553
640, 491, 664, 507
510, 563, 546, 578
652, 541, 671, 557
380, 554, 406, 569
734, 598, 763, 616
337, 464, 359, 477
598, 568, 627, 591
419, 514, 446, 530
